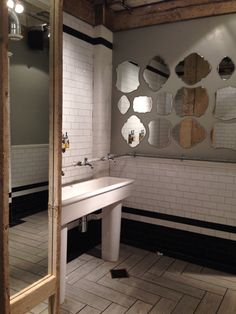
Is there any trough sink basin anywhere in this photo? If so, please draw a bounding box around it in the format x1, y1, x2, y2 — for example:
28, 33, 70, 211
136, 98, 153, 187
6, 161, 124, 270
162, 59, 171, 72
61, 176, 134, 226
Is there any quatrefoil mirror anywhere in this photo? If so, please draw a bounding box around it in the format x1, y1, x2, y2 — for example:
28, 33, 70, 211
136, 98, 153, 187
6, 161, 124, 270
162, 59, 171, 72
172, 118, 206, 148
133, 96, 152, 113
116, 61, 140, 93
121, 115, 146, 147
218, 57, 235, 80
174, 87, 208, 117
143, 56, 170, 91
175, 53, 211, 85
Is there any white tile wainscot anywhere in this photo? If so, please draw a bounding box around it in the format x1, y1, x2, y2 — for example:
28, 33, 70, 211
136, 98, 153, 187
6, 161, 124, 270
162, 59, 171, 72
60, 177, 134, 303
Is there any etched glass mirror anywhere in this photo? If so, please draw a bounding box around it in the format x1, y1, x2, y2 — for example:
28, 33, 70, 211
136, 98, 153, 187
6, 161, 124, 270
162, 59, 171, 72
143, 56, 170, 91
148, 118, 172, 148
133, 96, 152, 113
215, 87, 236, 120
116, 61, 140, 93
172, 118, 206, 148
156, 92, 173, 115
174, 87, 208, 117
218, 57, 235, 80
8, 0, 50, 296
121, 115, 146, 147
175, 53, 211, 85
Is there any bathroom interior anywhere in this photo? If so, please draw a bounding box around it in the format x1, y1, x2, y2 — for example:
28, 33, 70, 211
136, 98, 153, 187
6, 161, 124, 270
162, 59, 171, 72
2, 0, 236, 313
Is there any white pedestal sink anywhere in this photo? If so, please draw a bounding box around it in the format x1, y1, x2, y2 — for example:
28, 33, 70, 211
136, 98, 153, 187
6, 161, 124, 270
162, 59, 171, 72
60, 176, 134, 303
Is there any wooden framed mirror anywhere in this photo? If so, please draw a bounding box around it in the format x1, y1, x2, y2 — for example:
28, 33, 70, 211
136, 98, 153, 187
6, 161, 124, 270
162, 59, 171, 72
0, 0, 62, 312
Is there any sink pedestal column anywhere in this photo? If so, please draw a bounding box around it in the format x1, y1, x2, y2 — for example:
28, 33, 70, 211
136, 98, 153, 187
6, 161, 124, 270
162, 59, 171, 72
102, 202, 122, 261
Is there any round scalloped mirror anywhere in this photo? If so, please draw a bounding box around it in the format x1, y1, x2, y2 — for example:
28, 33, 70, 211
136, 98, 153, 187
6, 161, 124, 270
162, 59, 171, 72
143, 56, 170, 91
121, 115, 146, 147
175, 53, 211, 85
116, 61, 140, 93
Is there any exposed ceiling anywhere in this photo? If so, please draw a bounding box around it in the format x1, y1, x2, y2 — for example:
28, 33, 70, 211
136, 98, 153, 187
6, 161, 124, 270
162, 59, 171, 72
64, 0, 236, 32
89, 0, 166, 12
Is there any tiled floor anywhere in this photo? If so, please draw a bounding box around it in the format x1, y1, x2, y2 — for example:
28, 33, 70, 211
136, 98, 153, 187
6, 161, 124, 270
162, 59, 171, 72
9, 211, 236, 313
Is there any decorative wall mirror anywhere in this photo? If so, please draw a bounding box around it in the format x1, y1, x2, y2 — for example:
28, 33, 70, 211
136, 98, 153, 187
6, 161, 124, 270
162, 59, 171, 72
212, 122, 236, 150
118, 95, 130, 114
143, 56, 170, 91
133, 96, 152, 113
0, 0, 62, 312
174, 86, 208, 117
215, 86, 236, 120
148, 118, 172, 148
175, 53, 211, 85
156, 92, 173, 115
172, 118, 206, 148
116, 61, 140, 93
218, 57, 235, 80
121, 115, 146, 147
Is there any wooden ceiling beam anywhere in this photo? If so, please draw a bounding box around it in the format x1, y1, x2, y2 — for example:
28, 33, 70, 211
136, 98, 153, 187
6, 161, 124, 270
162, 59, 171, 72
63, 0, 95, 25
109, 0, 236, 31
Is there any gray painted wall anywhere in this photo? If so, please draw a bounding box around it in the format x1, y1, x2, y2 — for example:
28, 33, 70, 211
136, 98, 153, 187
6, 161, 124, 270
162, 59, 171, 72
111, 13, 236, 162
9, 37, 49, 145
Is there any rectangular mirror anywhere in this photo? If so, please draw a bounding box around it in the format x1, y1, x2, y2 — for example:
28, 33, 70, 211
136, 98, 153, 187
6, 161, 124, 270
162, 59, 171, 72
8, 0, 50, 297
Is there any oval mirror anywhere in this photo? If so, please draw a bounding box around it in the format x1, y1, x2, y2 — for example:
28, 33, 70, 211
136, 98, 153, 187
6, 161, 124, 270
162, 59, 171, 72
118, 95, 130, 114
218, 57, 235, 80
143, 56, 170, 91
156, 92, 173, 115
148, 118, 172, 148
116, 61, 140, 93
133, 96, 152, 113
215, 86, 236, 120
212, 122, 236, 150
121, 115, 146, 147
172, 118, 206, 148
175, 53, 211, 85
174, 87, 208, 117
8, 0, 50, 296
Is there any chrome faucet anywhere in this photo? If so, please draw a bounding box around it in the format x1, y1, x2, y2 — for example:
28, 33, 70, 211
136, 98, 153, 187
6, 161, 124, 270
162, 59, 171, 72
84, 158, 94, 169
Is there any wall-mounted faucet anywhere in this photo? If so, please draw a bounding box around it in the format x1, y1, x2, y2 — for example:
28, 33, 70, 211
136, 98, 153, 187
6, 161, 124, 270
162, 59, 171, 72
76, 158, 94, 169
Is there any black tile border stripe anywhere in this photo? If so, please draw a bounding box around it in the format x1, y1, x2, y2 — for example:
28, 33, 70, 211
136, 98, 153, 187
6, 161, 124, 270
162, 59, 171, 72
63, 25, 113, 50
123, 206, 236, 234
12, 181, 48, 193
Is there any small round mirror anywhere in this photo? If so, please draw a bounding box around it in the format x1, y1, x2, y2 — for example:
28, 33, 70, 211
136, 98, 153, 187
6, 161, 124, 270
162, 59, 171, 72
218, 57, 235, 80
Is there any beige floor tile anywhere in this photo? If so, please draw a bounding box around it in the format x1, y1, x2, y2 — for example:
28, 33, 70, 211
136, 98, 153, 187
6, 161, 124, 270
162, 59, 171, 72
149, 298, 177, 314
125, 300, 152, 314
172, 295, 200, 314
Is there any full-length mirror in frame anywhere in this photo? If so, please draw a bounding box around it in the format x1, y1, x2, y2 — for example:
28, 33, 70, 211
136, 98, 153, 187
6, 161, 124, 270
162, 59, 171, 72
0, 0, 62, 313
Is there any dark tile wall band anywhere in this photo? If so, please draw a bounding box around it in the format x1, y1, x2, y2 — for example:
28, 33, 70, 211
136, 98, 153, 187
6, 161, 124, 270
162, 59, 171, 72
12, 181, 48, 193
63, 25, 113, 50
123, 207, 236, 234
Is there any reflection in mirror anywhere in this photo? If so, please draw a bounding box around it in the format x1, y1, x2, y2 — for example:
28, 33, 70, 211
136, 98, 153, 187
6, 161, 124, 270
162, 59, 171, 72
218, 57, 235, 80
143, 56, 170, 91
116, 61, 140, 93
118, 95, 130, 114
174, 87, 208, 117
8, 0, 50, 296
172, 118, 206, 148
148, 119, 172, 148
156, 92, 173, 115
175, 53, 211, 85
121, 115, 146, 147
215, 87, 236, 120
212, 122, 236, 150
133, 96, 152, 113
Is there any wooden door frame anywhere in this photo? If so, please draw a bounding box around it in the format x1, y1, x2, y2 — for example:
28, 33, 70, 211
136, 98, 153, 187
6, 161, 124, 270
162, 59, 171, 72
0, 0, 63, 313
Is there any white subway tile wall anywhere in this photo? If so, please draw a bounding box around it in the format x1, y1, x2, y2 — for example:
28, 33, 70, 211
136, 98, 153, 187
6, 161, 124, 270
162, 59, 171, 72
110, 156, 236, 240
11, 145, 48, 188
62, 13, 112, 183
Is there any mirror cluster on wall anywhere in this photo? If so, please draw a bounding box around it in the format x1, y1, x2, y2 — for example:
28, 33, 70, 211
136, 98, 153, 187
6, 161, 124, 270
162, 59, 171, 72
116, 53, 236, 152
